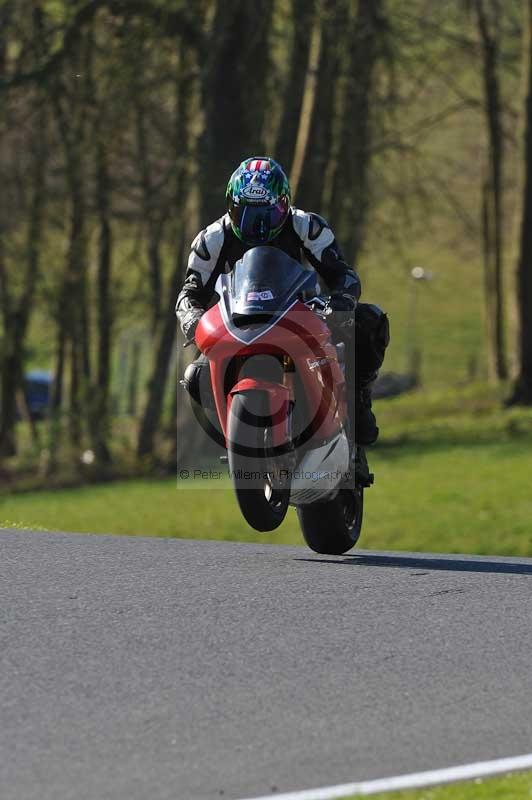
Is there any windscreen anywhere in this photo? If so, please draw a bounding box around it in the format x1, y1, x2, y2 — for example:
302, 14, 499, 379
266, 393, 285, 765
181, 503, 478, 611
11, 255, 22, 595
230, 246, 316, 319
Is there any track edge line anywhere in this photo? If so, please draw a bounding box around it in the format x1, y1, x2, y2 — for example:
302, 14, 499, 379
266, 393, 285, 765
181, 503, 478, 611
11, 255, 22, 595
236, 752, 532, 800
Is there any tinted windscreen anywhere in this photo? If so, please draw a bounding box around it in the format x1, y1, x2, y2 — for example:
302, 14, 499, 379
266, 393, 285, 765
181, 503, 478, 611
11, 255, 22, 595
231, 246, 315, 318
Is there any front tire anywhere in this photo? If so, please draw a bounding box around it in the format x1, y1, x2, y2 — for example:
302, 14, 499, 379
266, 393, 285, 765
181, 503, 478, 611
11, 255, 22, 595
227, 392, 290, 532
297, 487, 363, 554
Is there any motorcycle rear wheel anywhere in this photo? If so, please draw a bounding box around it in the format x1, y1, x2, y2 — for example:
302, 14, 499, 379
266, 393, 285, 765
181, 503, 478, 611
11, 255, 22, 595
227, 392, 291, 532
297, 487, 363, 554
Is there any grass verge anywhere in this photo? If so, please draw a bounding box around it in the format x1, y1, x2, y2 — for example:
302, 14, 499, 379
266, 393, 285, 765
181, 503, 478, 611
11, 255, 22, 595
2, 435, 532, 556
2, 385, 532, 556
346, 770, 532, 799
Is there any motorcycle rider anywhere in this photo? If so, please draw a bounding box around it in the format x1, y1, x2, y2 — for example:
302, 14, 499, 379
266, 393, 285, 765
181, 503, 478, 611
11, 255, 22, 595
176, 156, 389, 447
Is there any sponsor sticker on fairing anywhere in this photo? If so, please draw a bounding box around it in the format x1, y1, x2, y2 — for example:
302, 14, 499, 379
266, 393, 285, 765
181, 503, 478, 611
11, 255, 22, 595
307, 356, 330, 370
247, 290, 274, 302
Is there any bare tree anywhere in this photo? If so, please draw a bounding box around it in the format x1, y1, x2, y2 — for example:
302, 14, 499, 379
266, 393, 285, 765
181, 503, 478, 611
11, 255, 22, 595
134, 79, 171, 333
90, 93, 114, 465
327, 0, 386, 264
50, 64, 90, 450
273, 0, 317, 173
297, 0, 350, 211
289, 3, 323, 198
474, 0, 508, 381
0, 7, 48, 458
198, 0, 274, 226
508, 0, 532, 405
137, 43, 195, 459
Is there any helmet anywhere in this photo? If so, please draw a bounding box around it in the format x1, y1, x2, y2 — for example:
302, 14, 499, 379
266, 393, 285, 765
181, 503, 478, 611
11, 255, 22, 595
226, 157, 291, 245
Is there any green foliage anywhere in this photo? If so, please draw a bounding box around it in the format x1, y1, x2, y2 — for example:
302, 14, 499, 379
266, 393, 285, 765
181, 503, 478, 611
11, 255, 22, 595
41, 1, 70, 24
0, 0, 530, 473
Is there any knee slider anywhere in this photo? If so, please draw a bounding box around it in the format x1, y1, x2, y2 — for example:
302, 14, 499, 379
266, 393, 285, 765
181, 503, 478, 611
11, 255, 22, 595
182, 362, 202, 405
356, 303, 390, 350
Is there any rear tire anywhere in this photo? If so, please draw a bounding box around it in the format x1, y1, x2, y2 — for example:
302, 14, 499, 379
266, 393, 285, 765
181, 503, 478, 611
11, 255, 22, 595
227, 392, 290, 532
297, 487, 363, 554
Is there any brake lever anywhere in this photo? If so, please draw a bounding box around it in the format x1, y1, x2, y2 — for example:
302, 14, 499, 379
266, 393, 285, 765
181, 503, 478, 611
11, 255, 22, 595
304, 296, 330, 317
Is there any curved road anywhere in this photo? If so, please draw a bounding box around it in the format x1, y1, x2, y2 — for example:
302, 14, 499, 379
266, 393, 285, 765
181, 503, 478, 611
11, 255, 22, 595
1, 529, 532, 799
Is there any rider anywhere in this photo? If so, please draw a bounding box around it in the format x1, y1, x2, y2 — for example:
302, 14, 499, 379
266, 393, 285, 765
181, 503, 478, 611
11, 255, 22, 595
176, 156, 389, 446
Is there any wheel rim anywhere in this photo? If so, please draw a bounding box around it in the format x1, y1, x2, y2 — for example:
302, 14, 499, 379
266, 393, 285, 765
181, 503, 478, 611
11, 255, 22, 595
263, 429, 290, 512
342, 489, 362, 534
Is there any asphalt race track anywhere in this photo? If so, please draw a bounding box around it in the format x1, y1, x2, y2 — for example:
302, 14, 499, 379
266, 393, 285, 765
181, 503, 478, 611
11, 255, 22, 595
1, 529, 532, 800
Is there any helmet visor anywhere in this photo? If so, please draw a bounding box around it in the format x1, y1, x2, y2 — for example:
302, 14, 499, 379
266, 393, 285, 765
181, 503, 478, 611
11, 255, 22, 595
230, 199, 289, 244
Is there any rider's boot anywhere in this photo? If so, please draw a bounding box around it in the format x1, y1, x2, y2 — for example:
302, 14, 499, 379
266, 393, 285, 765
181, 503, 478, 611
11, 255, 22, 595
346, 372, 377, 487
354, 373, 379, 446
352, 444, 374, 487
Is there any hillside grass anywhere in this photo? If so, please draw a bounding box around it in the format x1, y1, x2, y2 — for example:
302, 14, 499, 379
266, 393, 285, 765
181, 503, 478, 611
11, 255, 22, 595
2, 384, 532, 557
349, 770, 532, 799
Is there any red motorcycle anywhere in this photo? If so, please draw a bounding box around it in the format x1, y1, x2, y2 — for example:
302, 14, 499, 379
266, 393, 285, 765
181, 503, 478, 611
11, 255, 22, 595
194, 246, 372, 555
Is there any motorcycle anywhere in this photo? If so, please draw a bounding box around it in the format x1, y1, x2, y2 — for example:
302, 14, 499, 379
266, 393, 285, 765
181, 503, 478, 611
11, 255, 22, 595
192, 246, 373, 555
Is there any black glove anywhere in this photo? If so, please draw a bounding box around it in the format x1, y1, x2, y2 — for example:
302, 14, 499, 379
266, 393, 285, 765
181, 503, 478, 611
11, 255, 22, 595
324, 292, 357, 332
181, 307, 204, 343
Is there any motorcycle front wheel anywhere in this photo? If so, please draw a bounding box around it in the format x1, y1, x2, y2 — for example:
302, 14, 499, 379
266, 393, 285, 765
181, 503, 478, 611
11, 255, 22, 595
227, 392, 291, 532
297, 487, 363, 554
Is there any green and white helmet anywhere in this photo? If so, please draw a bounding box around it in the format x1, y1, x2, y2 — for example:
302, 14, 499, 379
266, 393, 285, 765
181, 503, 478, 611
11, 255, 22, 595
226, 157, 291, 245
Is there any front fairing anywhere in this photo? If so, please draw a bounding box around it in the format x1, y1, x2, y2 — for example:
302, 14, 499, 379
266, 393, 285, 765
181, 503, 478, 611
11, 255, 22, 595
195, 306, 346, 446
193, 246, 346, 445
219, 246, 317, 343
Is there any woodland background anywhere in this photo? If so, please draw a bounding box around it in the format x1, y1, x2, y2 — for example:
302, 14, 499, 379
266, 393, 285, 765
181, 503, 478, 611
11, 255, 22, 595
1, 0, 532, 492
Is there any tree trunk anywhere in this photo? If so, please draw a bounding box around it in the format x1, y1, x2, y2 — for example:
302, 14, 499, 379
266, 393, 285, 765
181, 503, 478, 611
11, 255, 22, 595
66, 166, 87, 449
290, 7, 323, 199
69, 338, 82, 448
90, 137, 113, 464
51, 66, 90, 450
0, 201, 46, 459
273, 0, 317, 174
50, 310, 67, 425
127, 341, 141, 417
297, 0, 350, 213
137, 44, 194, 458
0, 7, 46, 458
0, 226, 16, 456
47, 324, 66, 473
508, 0, 532, 405
326, 0, 385, 264
47, 123, 81, 465
0, 348, 18, 458
199, 0, 274, 226
135, 99, 167, 332
475, 0, 508, 381
137, 259, 181, 458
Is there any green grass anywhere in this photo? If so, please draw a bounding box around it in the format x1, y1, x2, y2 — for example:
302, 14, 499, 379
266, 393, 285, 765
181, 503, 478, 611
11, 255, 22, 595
2, 385, 532, 554
2, 387, 532, 556
0, 439, 531, 555
345, 771, 532, 799
362, 242, 487, 389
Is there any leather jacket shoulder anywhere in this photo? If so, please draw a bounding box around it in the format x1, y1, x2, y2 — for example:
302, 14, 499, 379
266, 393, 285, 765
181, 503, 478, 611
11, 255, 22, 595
291, 208, 361, 299
176, 209, 361, 329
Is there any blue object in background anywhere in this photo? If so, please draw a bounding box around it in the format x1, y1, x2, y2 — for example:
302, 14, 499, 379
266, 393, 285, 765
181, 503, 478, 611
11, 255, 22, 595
24, 370, 52, 419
